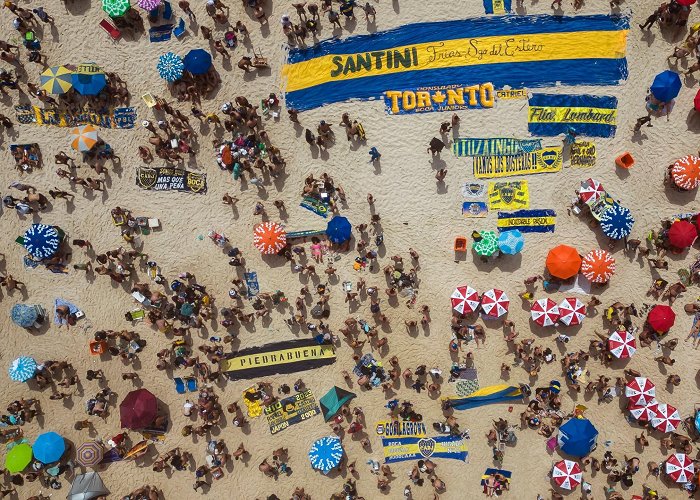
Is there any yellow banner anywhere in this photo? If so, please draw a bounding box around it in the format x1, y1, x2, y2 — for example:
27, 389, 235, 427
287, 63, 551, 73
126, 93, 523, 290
569, 141, 597, 167
497, 216, 556, 228
488, 181, 530, 210
283, 30, 628, 92
221, 345, 336, 372
496, 89, 527, 99
473, 147, 562, 179
528, 106, 617, 124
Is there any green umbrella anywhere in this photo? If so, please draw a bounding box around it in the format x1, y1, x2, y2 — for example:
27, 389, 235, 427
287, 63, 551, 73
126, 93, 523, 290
5, 443, 32, 473
102, 0, 130, 17
473, 230, 499, 256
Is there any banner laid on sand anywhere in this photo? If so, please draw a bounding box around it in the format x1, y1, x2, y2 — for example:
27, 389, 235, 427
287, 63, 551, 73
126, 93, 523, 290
264, 390, 320, 434
453, 138, 542, 157
382, 435, 468, 463
497, 209, 556, 233
136, 167, 207, 193
383, 83, 495, 115
488, 181, 530, 210
528, 94, 618, 137
15, 105, 136, 129
473, 147, 563, 178
283, 14, 629, 110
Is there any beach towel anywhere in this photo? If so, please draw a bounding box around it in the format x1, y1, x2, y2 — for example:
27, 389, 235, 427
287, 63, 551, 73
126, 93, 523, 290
558, 275, 592, 295
300, 196, 330, 218
448, 384, 524, 410
483, 0, 511, 14
480, 468, 512, 485
149, 24, 173, 42
244, 271, 259, 297
23, 255, 40, 269
54, 298, 80, 325
454, 367, 480, 397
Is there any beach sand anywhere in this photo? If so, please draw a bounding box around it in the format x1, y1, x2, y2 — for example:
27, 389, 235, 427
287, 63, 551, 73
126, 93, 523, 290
1, 0, 700, 498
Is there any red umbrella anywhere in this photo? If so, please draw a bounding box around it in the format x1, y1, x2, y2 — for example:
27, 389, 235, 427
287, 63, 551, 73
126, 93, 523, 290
695, 89, 700, 112
531, 298, 560, 327
552, 459, 582, 490
628, 402, 658, 422
451, 285, 479, 315
578, 178, 606, 205
647, 305, 675, 332
120, 389, 157, 430
480, 289, 509, 318
607, 328, 637, 358
650, 403, 681, 433
625, 377, 656, 406
668, 220, 697, 248
558, 297, 586, 326
677, 0, 696, 6
666, 453, 695, 482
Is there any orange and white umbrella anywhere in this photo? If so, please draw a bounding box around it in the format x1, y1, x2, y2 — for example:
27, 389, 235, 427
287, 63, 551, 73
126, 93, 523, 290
253, 222, 286, 254
70, 124, 99, 152
451, 286, 479, 315
671, 155, 700, 190
558, 297, 586, 326
531, 298, 560, 327
580, 249, 615, 283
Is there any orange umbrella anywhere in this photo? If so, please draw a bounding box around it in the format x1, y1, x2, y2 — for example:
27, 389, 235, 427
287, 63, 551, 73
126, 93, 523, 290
546, 245, 581, 279
671, 155, 700, 190
580, 249, 615, 283
70, 124, 99, 152
253, 222, 286, 254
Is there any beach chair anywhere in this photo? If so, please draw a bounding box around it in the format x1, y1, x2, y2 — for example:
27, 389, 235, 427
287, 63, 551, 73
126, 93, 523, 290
173, 17, 186, 38
174, 377, 186, 394
99, 19, 122, 41
162, 1, 173, 19
186, 377, 198, 392
125, 309, 145, 322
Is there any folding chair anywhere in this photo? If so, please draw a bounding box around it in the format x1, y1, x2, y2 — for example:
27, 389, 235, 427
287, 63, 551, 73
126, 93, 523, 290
173, 17, 186, 38
162, 0, 173, 19
174, 377, 186, 394
99, 19, 121, 41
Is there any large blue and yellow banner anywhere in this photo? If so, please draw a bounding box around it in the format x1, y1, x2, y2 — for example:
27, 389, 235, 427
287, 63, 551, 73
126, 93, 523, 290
528, 94, 618, 137
284, 15, 629, 110
382, 435, 468, 463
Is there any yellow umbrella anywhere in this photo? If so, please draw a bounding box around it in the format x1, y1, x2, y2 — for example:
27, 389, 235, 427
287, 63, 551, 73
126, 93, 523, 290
40, 66, 73, 94
70, 124, 99, 152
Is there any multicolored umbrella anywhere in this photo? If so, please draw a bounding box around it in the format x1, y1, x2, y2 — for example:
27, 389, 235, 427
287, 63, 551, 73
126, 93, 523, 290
183, 49, 213, 75
157, 52, 184, 82
650, 403, 681, 433
77, 441, 104, 467
72, 63, 107, 95
481, 289, 509, 318
648, 305, 675, 332
651, 70, 682, 102
546, 245, 581, 279
628, 402, 658, 422
309, 436, 343, 474
608, 328, 637, 359
625, 377, 656, 406
5, 443, 32, 473
40, 66, 73, 94
8, 356, 37, 382
10, 304, 39, 328
666, 453, 694, 483
138, 0, 162, 9
253, 222, 287, 254
451, 286, 479, 315
600, 204, 634, 240
531, 298, 560, 327
578, 178, 605, 204
23, 224, 60, 259
71, 124, 99, 152
552, 459, 582, 490
671, 155, 700, 190
102, 0, 131, 17
326, 216, 352, 244
580, 249, 615, 283
558, 297, 586, 326
473, 230, 499, 257
668, 219, 697, 248
33, 432, 65, 464
120, 389, 157, 430
497, 230, 524, 255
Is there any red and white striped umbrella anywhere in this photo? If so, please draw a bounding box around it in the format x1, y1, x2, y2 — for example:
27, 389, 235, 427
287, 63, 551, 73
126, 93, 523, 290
531, 298, 560, 327
552, 459, 582, 490
650, 403, 681, 433
607, 329, 637, 359
451, 286, 479, 315
625, 377, 656, 406
627, 401, 658, 422
579, 178, 606, 204
666, 453, 695, 483
558, 297, 586, 326
481, 289, 509, 318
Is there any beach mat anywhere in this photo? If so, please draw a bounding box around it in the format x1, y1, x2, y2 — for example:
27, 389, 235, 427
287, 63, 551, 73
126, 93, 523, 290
300, 196, 329, 218
244, 271, 259, 297
149, 24, 173, 42
54, 298, 80, 325
454, 367, 479, 397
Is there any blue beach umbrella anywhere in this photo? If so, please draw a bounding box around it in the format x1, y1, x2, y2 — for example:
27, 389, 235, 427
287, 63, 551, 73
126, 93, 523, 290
326, 216, 352, 244
183, 49, 212, 75
11, 304, 39, 328
8, 356, 37, 382
157, 52, 184, 82
33, 432, 66, 464
600, 204, 634, 240
497, 230, 524, 255
557, 418, 598, 458
23, 224, 60, 259
309, 436, 344, 474
72, 63, 107, 96
650, 70, 682, 102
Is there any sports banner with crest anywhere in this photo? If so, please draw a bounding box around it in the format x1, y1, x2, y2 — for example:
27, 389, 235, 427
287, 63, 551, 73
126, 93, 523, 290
473, 147, 563, 178
488, 181, 529, 210
382, 435, 468, 463
264, 390, 320, 434
136, 167, 207, 193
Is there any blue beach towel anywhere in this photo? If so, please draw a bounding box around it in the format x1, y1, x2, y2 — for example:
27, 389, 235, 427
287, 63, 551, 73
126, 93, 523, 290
149, 24, 173, 43
53, 298, 80, 325
244, 272, 259, 297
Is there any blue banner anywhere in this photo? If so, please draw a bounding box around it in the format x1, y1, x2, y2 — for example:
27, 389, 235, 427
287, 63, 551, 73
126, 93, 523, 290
497, 209, 556, 233
528, 94, 618, 137
382, 435, 468, 463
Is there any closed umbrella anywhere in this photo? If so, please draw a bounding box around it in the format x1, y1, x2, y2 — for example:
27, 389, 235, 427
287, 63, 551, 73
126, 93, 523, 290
600, 204, 634, 240
10, 304, 39, 328
625, 377, 656, 406
253, 222, 287, 254
607, 328, 637, 358
546, 245, 581, 279
666, 453, 694, 482
497, 230, 524, 255
23, 224, 60, 259
671, 155, 700, 190
5, 443, 32, 473
668, 219, 697, 248
531, 298, 560, 327
648, 305, 675, 332
650, 70, 682, 102
40, 66, 73, 94
67, 472, 110, 500
102, 0, 130, 17
552, 459, 582, 490
119, 389, 157, 429
557, 418, 598, 457
72, 63, 107, 95
326, 216, 352, 244
71, 124, 99, 152
473, 230, 499, 257
184, 49, 213, 75
8, 356, 37, 382
157, 52, 184, 82
628, 402, 658, 422
580, 249, 615, 283
481, 289, 509, 318
33, 432, 65, 464
451, 285, 479, 315
650, 403, 681, 433
578, 178, 605, 204
558, 298, 586, 326
309, 436, 344, 474
138, 0, 162, 9
77, 441, 104, 467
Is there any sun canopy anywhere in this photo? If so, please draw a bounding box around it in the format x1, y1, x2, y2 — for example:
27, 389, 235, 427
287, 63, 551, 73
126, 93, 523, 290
451, 285, 479, 315
647, 305, 675, 332
5, 443, 32, 473
651, 70, 682, 102
600, 204, 634, 240
672, 155, 700, 190
23, 224, 60, 259
473, 230, 499, 256
67, 472, 110, 500
668, 219, 697, 248
557, 418, 598, 457
40, 66, 73, 94
8, 356, 37, 382
666, 453, 694, 483
531, 298, 559, 327
33, 432, 65, 464
552, 459, 582, 490
625, 377, 656, 406
608, 329, 637, 359
558, 298, 585, 326
77, 441, 104, 468
10, 304, 40, 328
184, 49, 213, 75
480, 289, 509, 318
546, 245, 581, 279
157, 52, 184, 82
319, 386, 356, 421
581, 249, 615, 283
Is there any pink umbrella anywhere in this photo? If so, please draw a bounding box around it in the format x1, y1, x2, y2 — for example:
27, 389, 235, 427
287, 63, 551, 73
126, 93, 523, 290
558, 297, 586, 326
531, 298, 560, 327
650, 403, 681, 433
552, 459, 582, 490
451, 286, 479, 315
625, 377, 656, 406
579, 178, 605, 204
138, 0, 163, 9
607, 329, 637, 359
628, 402, 658, 422
666, 453, 695, 482
480, 289, 509, 318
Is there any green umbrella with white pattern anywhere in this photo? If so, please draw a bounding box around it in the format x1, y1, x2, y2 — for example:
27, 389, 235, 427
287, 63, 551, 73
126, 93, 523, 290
473, 230, 499, 257
102, 0, 130, 18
